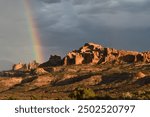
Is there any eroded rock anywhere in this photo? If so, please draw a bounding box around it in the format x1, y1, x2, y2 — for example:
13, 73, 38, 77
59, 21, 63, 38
63, 42, 150, 65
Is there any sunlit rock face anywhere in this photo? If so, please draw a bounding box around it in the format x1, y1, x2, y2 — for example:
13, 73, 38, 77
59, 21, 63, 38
63, 42, 150, 65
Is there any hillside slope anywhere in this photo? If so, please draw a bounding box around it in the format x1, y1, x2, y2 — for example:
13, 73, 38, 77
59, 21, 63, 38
0, 43, 150, 100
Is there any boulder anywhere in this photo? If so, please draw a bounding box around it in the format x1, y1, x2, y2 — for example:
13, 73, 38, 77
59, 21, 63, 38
134, 72, 146, 79
12, 62, 27, 71
34, 68, 48, 75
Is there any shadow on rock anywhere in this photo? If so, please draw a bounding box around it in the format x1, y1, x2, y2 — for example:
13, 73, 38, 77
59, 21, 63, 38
21, 76, 37, 84
100, 72, 132, 84
54, 73, 99, 86
135, 76, 150, 86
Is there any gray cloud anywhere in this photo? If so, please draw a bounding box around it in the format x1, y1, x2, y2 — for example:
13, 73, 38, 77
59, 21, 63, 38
0, 0, 39, 70
31, 0, 150, 54
4, 0, 150, 62
43, 0, 61, 4
1, 0, 150, 70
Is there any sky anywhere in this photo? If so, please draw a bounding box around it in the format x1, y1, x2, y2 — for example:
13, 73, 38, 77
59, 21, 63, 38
0, 0, 150, 70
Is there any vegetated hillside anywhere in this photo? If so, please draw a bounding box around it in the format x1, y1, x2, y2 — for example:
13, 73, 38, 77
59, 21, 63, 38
0, 42, 150, 100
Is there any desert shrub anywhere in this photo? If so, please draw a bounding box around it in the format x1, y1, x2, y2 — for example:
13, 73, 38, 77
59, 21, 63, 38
121, 92, 133, 99
136, 90, 150, 100
96, 93, 115, 100
30, 95, 38, 100
69, 87, 96, 100
137, 90, 146, 95
7, 97, 17, 100
144, 92, 150, 99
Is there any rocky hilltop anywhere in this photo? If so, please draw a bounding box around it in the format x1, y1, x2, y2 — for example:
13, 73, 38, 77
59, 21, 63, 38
9, 42, 150, 72
63, 42, 150, 65
40, 42, 150, 67
0, 42, 150, 100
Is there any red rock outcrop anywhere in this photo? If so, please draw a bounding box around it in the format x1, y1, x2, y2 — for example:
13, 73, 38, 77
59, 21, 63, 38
28, 60, 39, 70
39, 55, 63, 67
63, 42, 150, 65
12, 62, 27, 71
63, 43, 104, 65
38, 42, 150, 67
12, 61, 39, 71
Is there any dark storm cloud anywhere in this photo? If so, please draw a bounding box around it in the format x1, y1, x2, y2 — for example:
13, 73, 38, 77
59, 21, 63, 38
35, 0, 61, 4
117, 0, 150, 13
41, 0, 61, 4
73, 0, 150, 15
31, 0, 150, 59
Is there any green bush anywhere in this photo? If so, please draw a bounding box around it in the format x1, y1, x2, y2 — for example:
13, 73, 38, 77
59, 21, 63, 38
69, 87, 96, 100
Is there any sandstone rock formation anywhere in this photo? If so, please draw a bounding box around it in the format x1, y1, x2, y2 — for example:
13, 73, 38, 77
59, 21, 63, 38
134, 72, 146, 79
63, 43, 103, 65
34, 68, 48, 75
63, 42, 150, 65
12, 62, 27, 71
28, 60, 39, 70
12, 61, 39, 71
39, 55, 62, 67
11, 43, 150, 69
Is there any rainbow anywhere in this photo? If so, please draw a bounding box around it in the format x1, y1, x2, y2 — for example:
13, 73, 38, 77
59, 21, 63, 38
23, 0, 44, 63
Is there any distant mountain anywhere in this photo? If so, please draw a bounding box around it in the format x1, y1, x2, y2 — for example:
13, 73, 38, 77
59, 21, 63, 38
0, 60, 13, 71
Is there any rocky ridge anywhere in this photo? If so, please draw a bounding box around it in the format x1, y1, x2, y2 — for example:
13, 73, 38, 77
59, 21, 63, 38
12, 60, 39, 71
37, 42, 150, 67
63, 42, 150, 65
11, 42, 150, 70
0, 42, 150, 100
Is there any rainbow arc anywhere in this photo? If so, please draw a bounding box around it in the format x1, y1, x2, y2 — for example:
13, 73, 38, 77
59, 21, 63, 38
23, 0, 44, 63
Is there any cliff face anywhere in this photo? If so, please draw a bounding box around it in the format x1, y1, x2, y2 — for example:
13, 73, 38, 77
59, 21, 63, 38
63, 42, 150, 65
11, 43, 150, 70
